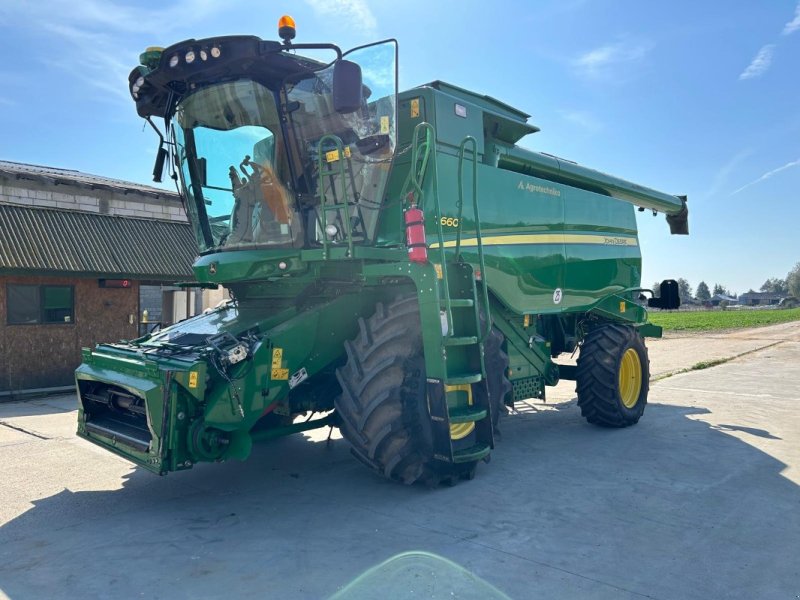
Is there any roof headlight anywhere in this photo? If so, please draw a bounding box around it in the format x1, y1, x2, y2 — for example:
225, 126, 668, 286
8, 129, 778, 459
169, 54, 179, 68
185, 50, 196, 64
131, 76, 144, 97
199, 49, 208, 61
210, 46, 221, 58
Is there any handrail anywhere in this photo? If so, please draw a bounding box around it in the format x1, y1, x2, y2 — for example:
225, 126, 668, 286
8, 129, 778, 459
457, 136, 492, 341
316, 134, 354, 258
407, 123, 456, 338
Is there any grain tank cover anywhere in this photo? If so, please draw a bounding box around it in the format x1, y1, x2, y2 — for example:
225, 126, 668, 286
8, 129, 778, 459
424, 80, 540, 144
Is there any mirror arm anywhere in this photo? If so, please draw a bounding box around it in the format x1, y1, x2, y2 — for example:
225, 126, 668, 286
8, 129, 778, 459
278, 42, 342, 60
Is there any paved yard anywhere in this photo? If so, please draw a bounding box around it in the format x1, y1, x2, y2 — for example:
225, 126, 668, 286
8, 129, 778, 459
1, 323, 799, 599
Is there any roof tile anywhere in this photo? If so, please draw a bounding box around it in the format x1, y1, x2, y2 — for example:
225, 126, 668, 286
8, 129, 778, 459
0, 204, 196, 280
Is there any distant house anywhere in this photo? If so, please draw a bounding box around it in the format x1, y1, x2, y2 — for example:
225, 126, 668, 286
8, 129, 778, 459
738, 292, 788, 306
0, 160, 212, 393
709, 294, 737, 307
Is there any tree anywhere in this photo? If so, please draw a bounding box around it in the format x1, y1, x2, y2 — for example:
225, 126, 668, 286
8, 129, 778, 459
788, 262, 800, 298
677, 278, 693, 303
760, 278, 788, 294
713, 283, 730, 297
652, 281, 662, 297
696, 281, 711, 301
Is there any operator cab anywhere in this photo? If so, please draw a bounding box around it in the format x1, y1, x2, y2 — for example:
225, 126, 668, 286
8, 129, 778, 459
130, 23, 398, 254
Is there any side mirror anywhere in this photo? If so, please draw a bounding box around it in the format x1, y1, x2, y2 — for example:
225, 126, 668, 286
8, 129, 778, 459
197, 157, 208, 187
648, 279, 681, 310
332, 59, 363, 114
152, 146, 168, 183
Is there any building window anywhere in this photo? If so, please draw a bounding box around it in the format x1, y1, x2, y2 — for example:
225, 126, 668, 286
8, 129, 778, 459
7, 284, 74, 325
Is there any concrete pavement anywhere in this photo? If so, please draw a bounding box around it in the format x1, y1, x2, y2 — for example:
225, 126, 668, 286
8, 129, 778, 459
1, 322, 798, 599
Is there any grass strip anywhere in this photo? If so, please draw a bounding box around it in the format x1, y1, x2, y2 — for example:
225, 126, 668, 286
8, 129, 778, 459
650, 307, 800, 332
652, 340, 784, 382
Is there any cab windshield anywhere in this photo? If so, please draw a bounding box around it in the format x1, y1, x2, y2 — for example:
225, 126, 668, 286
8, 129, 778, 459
172, 40, 398, 254
174, 80, 299, 251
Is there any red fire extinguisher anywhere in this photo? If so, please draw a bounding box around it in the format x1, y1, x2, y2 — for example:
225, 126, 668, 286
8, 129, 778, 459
405, 203, 428, 264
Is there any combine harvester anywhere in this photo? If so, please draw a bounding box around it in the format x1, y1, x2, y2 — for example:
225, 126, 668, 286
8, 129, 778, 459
76, 16, 688, 485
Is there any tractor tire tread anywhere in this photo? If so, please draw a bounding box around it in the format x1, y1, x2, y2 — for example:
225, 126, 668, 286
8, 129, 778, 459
575, 323, 650, 428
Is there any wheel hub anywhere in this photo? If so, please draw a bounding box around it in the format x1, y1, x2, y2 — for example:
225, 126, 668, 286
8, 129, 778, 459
618, 348, 643, 408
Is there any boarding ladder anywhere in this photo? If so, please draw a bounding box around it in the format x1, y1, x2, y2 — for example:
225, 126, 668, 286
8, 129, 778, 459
404, 122, 495, 465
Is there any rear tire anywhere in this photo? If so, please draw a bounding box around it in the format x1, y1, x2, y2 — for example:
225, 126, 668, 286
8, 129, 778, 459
484, 325, 512, 432
335, 297, 481, 485
576, 323, 649, 427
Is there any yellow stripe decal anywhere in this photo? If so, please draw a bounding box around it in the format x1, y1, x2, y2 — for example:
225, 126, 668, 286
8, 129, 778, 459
430, 234, 638, 248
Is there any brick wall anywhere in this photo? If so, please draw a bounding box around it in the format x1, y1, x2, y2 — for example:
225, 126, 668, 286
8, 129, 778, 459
0, 275, 139, 391
0, 179, 186, 222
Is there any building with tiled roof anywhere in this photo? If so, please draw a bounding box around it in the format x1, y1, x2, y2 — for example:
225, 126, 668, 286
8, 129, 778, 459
0, 160, 209, 394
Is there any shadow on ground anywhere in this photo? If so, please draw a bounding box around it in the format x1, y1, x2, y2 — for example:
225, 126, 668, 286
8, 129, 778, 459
0, 394, 76, 418
0, 399, 797, 600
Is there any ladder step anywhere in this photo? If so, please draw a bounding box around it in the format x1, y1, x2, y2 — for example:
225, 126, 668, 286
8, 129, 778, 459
453, 443, 491, 463
448, 406, 487, 424
441, 299, 474, 308
442, 336, 478, 347
444, 373, 482, 386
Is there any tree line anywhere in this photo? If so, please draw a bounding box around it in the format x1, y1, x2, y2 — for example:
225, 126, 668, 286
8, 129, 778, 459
653, 262, 800, 303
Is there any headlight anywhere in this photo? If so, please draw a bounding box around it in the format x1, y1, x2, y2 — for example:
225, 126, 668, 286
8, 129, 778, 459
210, 46, 221, 58
131, 76, 145, 97
169, 54, 179, 68
185, 50, 196, 64
325, 224, 339, 237
199, 50, 208, 61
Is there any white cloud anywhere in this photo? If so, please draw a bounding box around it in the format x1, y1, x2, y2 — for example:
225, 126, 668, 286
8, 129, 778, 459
704, 149, 753, 199
1, 0, 224, 33
732, 158, 800, 195
572, 40, 653, 79
739, 44, 775, 80
783, 2, 800, 35
304, 0, 377, 36
41, 22, 133, 104
0, 0, 231, 107
558, 109, 603, 133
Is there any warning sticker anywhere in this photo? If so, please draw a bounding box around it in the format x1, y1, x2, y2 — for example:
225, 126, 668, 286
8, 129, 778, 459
272, 368, 289, 381
271, 348, 283, 369
380, 116, 390, 134
325, 146, 352, 163
410, 98, 420, 118
188, 371, 198, 388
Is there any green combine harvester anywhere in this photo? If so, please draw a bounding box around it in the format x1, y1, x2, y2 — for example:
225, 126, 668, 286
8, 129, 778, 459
75, 17, 688, 485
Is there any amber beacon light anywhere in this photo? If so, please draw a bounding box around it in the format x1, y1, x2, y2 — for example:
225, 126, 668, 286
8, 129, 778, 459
278, 15, 296, 44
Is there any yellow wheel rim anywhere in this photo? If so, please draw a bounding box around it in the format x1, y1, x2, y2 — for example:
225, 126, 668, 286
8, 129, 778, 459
618, 348, 643, 409
447, 384, 476, 440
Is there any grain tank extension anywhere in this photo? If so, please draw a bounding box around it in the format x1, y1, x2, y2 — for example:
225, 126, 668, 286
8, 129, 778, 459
75, 19, 687, 485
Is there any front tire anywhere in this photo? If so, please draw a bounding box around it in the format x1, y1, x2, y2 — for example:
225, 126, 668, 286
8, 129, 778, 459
576, 323, 649, 427
335, 297, 483, 485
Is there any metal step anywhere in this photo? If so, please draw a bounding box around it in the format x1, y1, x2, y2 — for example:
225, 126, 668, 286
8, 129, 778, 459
448, 406, 487, 424
441, 299, 474, 308
453, 443, 491, 463
442, 336, 478, 347
444, 373, 482, 386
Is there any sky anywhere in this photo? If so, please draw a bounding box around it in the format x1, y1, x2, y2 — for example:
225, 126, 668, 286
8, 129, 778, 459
0, 0, 798, 295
